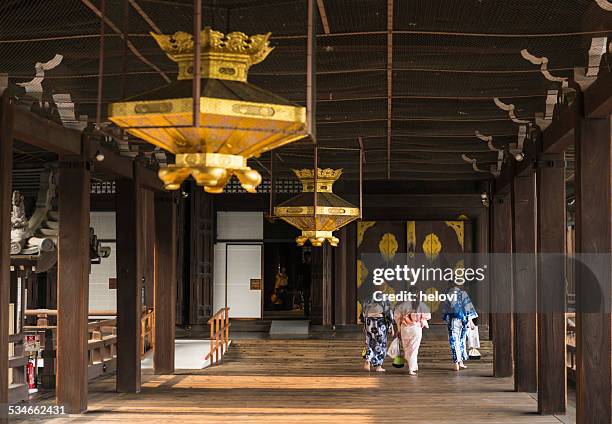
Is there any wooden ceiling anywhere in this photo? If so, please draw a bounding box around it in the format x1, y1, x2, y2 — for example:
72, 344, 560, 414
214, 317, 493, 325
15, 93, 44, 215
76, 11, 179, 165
1, 0, 610, 182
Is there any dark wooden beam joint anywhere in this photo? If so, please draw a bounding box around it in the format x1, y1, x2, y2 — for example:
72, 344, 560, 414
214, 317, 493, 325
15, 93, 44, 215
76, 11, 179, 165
493, 196, 508, 204
584, 71, 612, 118
57, 160, 91, 170
534, 159, 566, 169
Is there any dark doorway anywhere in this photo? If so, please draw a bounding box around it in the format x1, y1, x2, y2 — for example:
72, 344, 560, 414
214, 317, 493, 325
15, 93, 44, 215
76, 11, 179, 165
263, 219, 311, 319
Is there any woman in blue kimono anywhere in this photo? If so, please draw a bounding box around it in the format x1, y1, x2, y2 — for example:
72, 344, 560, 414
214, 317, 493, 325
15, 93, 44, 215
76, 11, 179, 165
360, 298, 395, 372
441, 282, 478, 371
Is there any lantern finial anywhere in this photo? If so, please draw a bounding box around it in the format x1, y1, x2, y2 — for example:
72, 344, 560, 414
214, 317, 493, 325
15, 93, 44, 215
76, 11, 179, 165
151, 27, 273, 82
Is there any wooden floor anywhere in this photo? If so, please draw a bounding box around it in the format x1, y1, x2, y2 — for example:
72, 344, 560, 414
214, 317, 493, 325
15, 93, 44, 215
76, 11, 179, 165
22, 337, 571, 423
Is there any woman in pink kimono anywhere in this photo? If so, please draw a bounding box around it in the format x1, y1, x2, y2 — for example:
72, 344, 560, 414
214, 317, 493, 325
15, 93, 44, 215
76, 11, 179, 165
394, 300, 431, 375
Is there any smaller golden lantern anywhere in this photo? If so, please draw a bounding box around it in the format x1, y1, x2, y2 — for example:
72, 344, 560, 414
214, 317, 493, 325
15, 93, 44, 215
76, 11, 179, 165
274, 168, 360, 247
108, 27, 307, 194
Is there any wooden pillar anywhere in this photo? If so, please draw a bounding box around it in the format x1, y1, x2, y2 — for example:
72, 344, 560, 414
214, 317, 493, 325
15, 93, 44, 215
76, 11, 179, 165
57, 160, 91, 414
333, 227, 347, 326
575, 116, 612, 423
333, 223, 357, 326
311, 244, 332, 326
512, 172, 538, 392
0, 95, 14, 422
143, 190, 156, 308
475, 209, 490, 329
491, 193, 514, 377
153, 193, 177, 375
322, 244, 333, 326
536, 152, 567, 414
187, 187, 214, 324
115, 166, 143, 393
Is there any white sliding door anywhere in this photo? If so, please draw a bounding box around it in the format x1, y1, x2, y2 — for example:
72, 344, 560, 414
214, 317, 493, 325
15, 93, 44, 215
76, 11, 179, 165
214, 211, 264, 318
214, 243, 263, 318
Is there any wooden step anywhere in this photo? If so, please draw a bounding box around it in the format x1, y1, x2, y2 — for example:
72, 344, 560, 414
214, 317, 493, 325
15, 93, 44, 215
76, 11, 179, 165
218, 339, 493, 371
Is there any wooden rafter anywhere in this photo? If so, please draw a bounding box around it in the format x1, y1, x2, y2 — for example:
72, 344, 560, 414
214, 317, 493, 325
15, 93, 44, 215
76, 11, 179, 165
271, 29, 612, 40
316, 0, 330, 34
128, 0, 163, 34
79, 0, 171, 84
386, 0, 393, 179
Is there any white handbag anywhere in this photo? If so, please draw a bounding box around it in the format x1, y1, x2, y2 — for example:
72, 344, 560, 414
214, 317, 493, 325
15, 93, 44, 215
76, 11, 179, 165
466, 325, 480, 349
386, 337, 401, 358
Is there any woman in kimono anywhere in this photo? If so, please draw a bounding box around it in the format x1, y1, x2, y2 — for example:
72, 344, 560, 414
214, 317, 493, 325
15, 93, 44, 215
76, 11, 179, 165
360, 298, 395, 372
441, 282, 478, 371
394, 299, 431, 375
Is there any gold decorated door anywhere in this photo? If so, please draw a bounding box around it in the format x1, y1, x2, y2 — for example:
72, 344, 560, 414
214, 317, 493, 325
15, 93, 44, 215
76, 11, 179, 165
408, 220, 472, 322
356, 220, 472, 323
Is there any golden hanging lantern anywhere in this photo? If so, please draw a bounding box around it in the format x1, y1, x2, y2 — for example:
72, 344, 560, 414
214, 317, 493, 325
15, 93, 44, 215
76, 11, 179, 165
274, 168, 360, 247
108, 27, 307, 193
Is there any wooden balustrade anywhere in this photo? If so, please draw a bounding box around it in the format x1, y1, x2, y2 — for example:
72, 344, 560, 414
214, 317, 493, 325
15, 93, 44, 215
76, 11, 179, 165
8, 333, 28, 403
140, 309, 155, 358
21, 307, 157, 388
566, 313, 576, 383
205, 308, 230, 366
25, 309, 117, 317
24, 308, 154, 359
87, 319, 118, 379
22, 314, 122, 386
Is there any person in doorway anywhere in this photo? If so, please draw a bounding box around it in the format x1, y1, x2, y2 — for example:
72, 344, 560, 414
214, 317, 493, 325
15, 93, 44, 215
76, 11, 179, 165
271, 266, 289, 309
441, 281, 478, 371
360, 298, 395, 372
394, 298, 431, 375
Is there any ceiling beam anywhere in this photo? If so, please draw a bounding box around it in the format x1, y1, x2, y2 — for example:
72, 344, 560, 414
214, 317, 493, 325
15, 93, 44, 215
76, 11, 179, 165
386, 0, 393, 179
271, 29, 611, 40
4, 105, 163, 189
11, 106, 81, 156
57, 93, 550, 105
317, 117, 539, 124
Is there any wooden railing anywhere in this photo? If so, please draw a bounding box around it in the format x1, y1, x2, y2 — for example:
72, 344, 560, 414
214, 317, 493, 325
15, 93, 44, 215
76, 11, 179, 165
8, 333, 28, 404
205, 307, 230, 366
87, 319, 118, 379
566, 313, 576, 383
25, 309, 117, 318
140, 308, 155, 358
25, 308, 154, 359
22, 308, 155, 386
22, 317, 119, 387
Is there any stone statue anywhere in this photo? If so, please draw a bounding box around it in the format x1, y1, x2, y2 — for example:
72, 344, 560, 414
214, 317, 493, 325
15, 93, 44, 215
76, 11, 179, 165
10, 191, 31, 254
